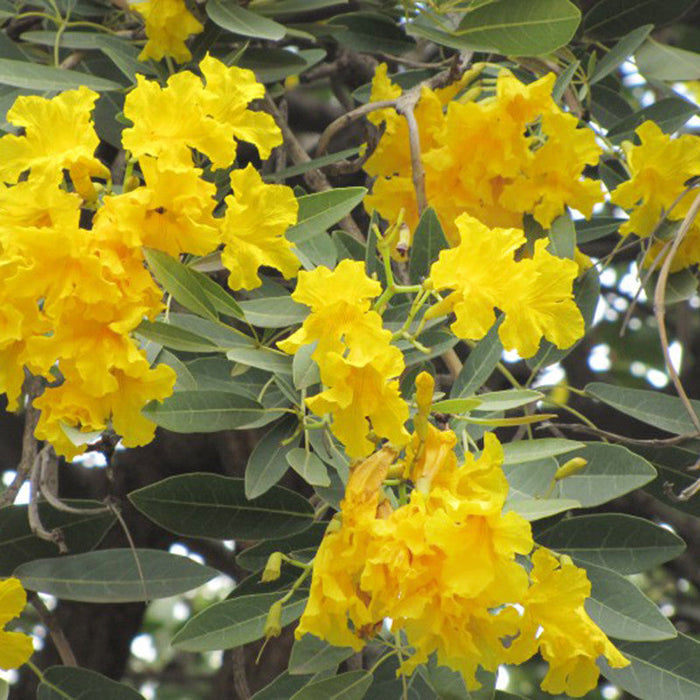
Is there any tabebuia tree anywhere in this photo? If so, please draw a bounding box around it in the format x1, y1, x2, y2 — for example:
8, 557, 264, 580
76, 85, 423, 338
3, 0, 700, 698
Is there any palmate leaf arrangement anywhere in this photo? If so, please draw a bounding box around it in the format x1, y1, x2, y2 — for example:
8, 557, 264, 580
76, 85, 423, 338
3, 0, 700, 698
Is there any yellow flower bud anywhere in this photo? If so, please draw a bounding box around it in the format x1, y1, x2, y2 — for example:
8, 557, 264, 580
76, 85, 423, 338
123, 175, 141, 193
264, 600, 283, 638
284, 74, 300, 90
262, 552, 282, 583
554, 457, 587, 481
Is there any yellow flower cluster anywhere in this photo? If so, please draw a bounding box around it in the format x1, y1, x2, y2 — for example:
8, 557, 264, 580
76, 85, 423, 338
0, 578, 33, 671
611, 120, 700, 270
365, 65, 603, 243
426, 213, 584, 357
279, 260, 409, 458
298, 381, 628, 696
129, 0, 203, 64
0, 56, 299, 457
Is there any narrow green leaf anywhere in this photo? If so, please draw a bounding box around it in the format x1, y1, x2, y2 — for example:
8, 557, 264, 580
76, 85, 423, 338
502, 438, 585, 465
454, 0, 581, 56
600, 633, 700, 698
172, 592, 306, 651
409, 207, 449, 283
293, 342, 320, 390
20, 30, 101, 49
206, 0, 285, 39
286, 448, 331, 487
245, 416, 297, 499
547, 213, 576, 259
129, 473, 314, 540
16, 549, 217, 602
590, 25, 653, 83
166, 313, 257, 350
136, 320, 219, 353
251, 672, 312, 700
37, 667, 143, 700
607, 98, 699, 144
576, 217, 624, 243
586, 381, 700, 435
191, 271, 244, 319
226, 347, 293, 374
552, 59, 580, 102
0, 501, 115, 576
264, 147, 360, 183
289, 635, 355, 676
291, 670, 372, 700
0, 58, 121, 91
236, 523, 326, 572
94, 34, 157, 81
451, 322, 503, 398
590, 84, 635, 129
328, 12, 415, 54
472, 389, 544, 413
255, 0, 348, 18
142, 390, 264, 433
505, 498, 581, 521
143, 249, 218, 321
287, 188, 367, 244
537, 514, 686, 574
239, 296, 307, 327
583, 0, 695, 38
431, 398, 482, 415
636, 39, 700, 81
552, 443, 656, 507
584, 563, 677, 641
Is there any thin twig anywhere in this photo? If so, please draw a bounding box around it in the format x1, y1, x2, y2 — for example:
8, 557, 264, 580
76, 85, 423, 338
28, 591, 78, 667
28, 447, 67, 552
397, 94, 427, 215
542, 422, 699, 446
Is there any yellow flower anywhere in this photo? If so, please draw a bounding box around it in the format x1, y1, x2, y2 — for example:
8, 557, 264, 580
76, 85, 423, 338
130, 0, 203, 63
507, 548, 629, 697
0, 87, 109, 198
0, 578, 33, 670
498, 239, 584, 358
220, 164, 299, 290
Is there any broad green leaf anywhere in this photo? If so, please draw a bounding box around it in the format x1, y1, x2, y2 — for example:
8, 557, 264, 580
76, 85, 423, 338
600, 633, 700, 698
0, 58, 121, 91
0, 500, 115, 576
142, 390, 264, 433
502, 438, 585, 465
252, 672, 313, 700
471, 389, 543, 413
129, 473, 314, 539
16, 549, 217, 602
586, 381, 700, 435
172, 592, 306, 651
454, 0, 581, 56
576, 217, 624, 243
504, 457, 558, 500
37, 667, 143, 700
607, 98, 699, 144
254, 0, 349, 17
583, 0, 696, 38
239, 296, 307, 327
328, 12, 415, 54
206, 0, 285, 39
245, 416, 297, 498
289, 635, 355, 675
94, 34, 157, 81
286, 448, 331, 487
190, 271, 244, 319
644, 267, 699, 306
547, 213, 576, 259
409, 207, 449, 283
431, 398, 482, 415
264, 147, 361, 183
451, 322, 503, 398
590, 25, 653, 83
552, 443, 656, 507
584, 563, 677, 641
505, 498, 581, 521
294, 227, 338, 270
143, 249, 218, 321
636, 39, 700, 81
157, 349, 197, 391
536, 514, 685, 574
20, 30, 102, 49
166, 313, 256, 350
226, 346, 293, 374
287, 188, 367, 244
291, 670, 372, 700
236, 523, 326, 572
239, 48, 325, 83
136, 320, 219, 353
293, 342, 320, 390
590, 84, 635, 130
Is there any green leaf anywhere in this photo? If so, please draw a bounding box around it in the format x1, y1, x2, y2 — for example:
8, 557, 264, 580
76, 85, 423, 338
584, 562, 677, 641
644, 267, 699, 305
586, 381, 700, 435
143, 249, 218, 321
552, 443, 656, 507
590, 25, 653, 83
293, 342, 320, 390
291, 670, 372, 700
136, 320, 219, 353
254, 0, 349, 17
129, 473, 314, 540
0, 58, 122, 91
409, 207, 449, 283
600, 633, 700, 698
471, 389, 543, 413
286, 448, 331, 487
328, 12, 415, 55
607, 98, 699, 144
287, 188, 367, 244
430, 398, 482, 415
264, 147, 361, 183
245, 416, 297, 499
537, 514, 686, 574
172, 592, 306, 651
454, 0, 581, 56
583, 0, 696, 38
505, 497, 581, 521
37, 666, 143, 700
143, 390, 264, 433
206, 0, 285, 39
590, 84, 635, 130
191, 271, 244, 320
576, 217, 624, 243
251, 672, 312, 700
20, 30, 102, 49
0, 500, 115, 577
236, 523, 326, 572
226, 346, 293, 374
289, 635, 355, 676
636, 39, 700, 81
505, 457, 558, 500
94, 34, 157, 82
451, 322, 503, 398
502, 438, 585, 465
547, 213, 576, 259
237, 47, 307, 82
239, 296, 307, 327
16, 549, 217, 602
